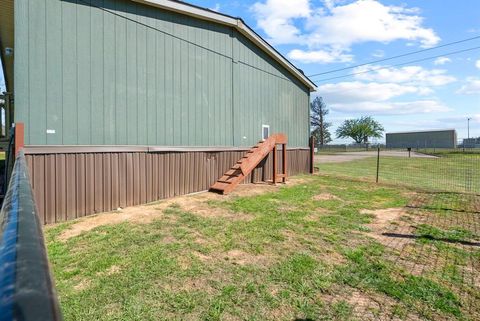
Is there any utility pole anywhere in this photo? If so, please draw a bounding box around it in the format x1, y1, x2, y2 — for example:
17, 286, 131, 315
467, 117, 471, 140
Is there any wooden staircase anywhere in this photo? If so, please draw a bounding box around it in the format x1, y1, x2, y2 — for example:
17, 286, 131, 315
210, 133, 288, 195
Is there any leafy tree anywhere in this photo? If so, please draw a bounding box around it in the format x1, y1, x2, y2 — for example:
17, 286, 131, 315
336, 116, 384, 144
310, 96, 332, 145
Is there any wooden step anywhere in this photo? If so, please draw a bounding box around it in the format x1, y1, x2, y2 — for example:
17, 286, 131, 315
217, 180, 233, 184
210, 133, 288, 195
223, 173, 238, 178
210, 181, 231, 190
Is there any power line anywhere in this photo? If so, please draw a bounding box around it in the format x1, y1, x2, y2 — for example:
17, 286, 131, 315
313, 45, 480, 83
307, 35, 480, 77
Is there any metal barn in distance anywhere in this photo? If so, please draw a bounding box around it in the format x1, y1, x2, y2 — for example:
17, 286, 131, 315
0, 0, 317, 224
386, 129, 457, 149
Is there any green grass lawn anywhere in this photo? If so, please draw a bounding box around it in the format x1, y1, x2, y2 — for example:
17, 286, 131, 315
46, 173, 480, 321
317, 153, 480, 194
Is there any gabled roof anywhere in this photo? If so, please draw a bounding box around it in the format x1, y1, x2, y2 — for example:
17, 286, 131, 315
133, 0, 317, 91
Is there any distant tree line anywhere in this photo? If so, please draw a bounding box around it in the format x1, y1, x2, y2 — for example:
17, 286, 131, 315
336, 116, 384, 144
310, 97, 332, 146
310, 97, 384, 145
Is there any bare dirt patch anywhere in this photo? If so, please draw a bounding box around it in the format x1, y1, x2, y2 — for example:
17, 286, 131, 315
360, 207, 416, 250
361, 208, 406, 231
231, 177, 309, 197
223, 249, 267, 266
58, 177, 310, 241
59, 205, 166, 241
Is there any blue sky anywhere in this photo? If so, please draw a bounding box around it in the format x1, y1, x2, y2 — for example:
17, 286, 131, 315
191, 0, 480, 143
1, 0, 479, 143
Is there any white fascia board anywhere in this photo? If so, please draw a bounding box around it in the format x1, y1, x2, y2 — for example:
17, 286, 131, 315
131, 0, 317, 91
132, 0, 237, 25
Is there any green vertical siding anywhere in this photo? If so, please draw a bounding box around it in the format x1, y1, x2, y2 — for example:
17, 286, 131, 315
231, 31, 310, 147
14, 0, 310, 147
46, 0, 62, 145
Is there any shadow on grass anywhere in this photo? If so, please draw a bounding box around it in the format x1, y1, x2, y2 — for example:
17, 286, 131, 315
382, 232, 480, 247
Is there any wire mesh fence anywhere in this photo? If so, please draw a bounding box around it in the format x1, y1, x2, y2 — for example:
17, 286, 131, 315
376, 148, 480, 195
316, 147, 480, 213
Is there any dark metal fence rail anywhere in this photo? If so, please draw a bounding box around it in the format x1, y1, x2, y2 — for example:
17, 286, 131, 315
0, 150, 62, 321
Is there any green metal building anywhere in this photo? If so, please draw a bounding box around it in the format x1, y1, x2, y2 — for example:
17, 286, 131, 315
386, 129, 457, 149
0, 0, 316, 223
3, 0, 315, 148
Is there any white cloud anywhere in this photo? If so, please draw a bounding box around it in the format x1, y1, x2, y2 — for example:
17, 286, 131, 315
251, 0, 310, 45
317, 80, 451, 115
476, 59, 480, 69
305, 0, 439, 48
329, 100, 450, 115
456, 77, 480, 95
252, 0, 440, 63
287, 48, 353, 63
318, 81, 424, 103
353, 65, 456, 86
434, 57, 451, 65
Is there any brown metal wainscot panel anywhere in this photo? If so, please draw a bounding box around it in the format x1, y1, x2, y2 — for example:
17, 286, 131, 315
25, 148, 311, 224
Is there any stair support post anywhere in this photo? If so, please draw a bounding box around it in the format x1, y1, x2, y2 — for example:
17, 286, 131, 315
282, 143, 287, 183
309, 136, 315, 174
272, 144, 277, 184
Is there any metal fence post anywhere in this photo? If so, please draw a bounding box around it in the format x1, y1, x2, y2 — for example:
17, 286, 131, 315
376, 146, 380, 183
309, 136, 315, 174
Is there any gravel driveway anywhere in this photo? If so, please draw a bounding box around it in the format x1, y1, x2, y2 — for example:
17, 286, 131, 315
315, 151, 437, 163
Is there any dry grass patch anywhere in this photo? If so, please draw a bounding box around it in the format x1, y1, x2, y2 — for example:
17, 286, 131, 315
58, 178, 309, 241
313, 192, 341, 201
223, 249, 268, 266
73, 278, 92, 292
58, 205, 166, 240
360, 207, 416, 248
